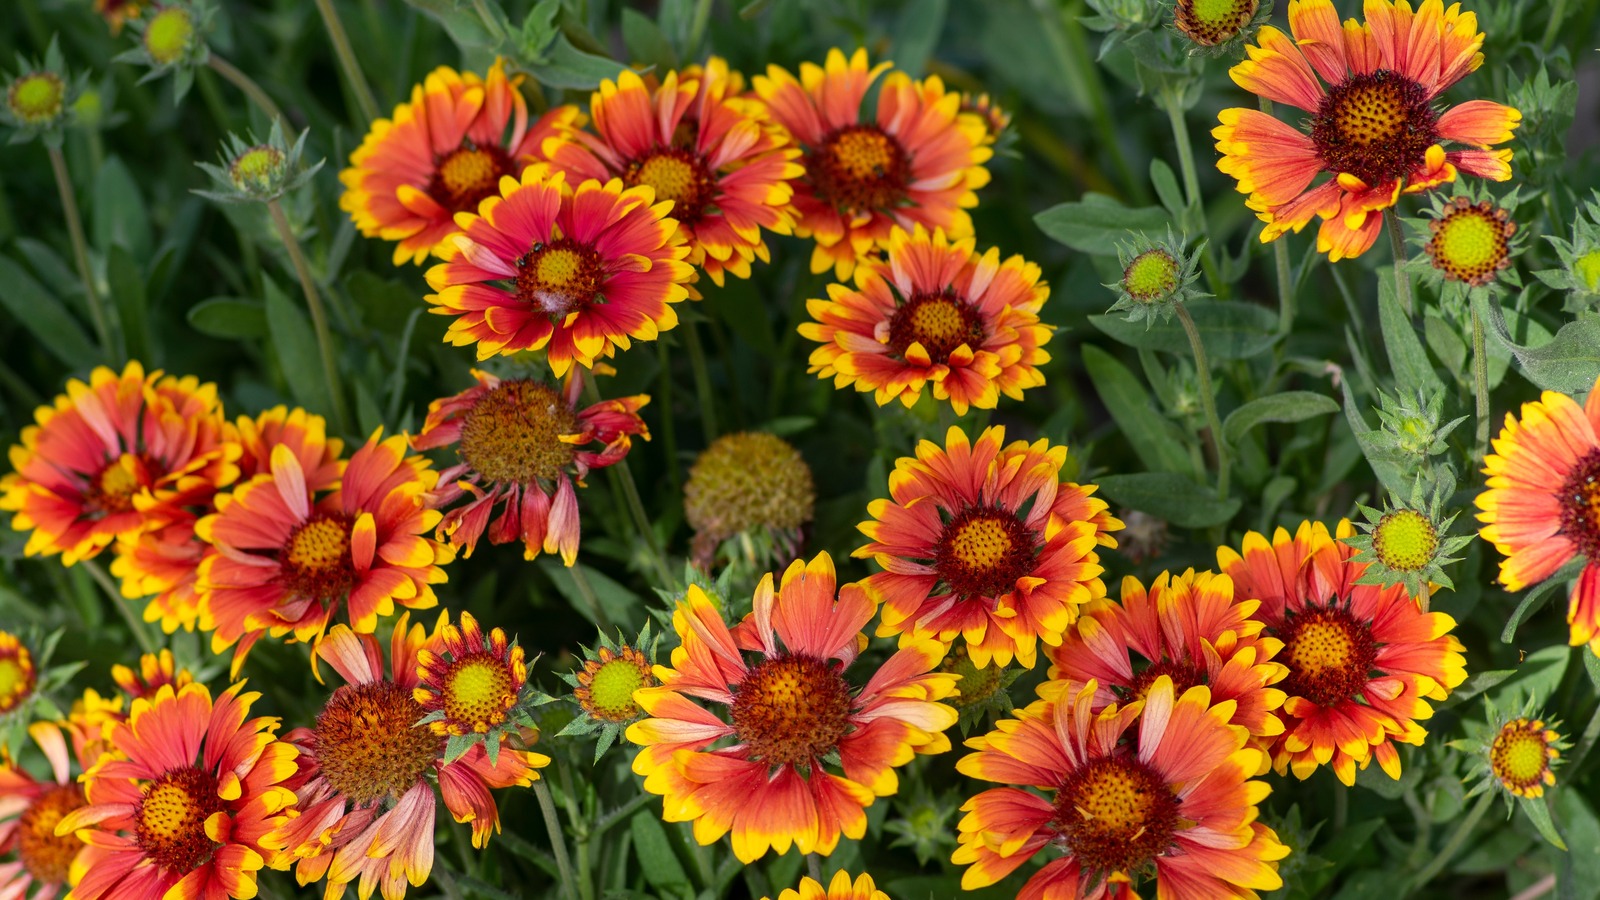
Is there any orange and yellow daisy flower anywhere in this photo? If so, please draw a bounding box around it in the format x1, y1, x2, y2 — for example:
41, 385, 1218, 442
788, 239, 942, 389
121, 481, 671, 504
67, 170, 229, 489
1218, 520, 1468, 784
412, 369, 648, 563
267, 615, 547, 899
425, 164, 695, 374
341, 60, 580, 266
627, 553, 958, 863
1041, 569, 1288, 762
196, 430, 452, 662
56, 681, 299, 900
543, 60, 802, 287
110, 649, 193, 702
0, 631, 35, 716
799, 226, 1052, 415
1, 361, 235, 566
0, 721, 99, 900
1213, 0, 1521, 261
414, 610, 527, 738
1476, 374, 1600, 655
762, 871, 889, 900
854, 426, 1121, 669
752, 48, 991, 279
955, 678, 1287, 898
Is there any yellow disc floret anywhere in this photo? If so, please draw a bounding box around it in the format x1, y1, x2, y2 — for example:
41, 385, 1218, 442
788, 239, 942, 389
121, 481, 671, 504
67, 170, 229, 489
1372, 509, 1439, 573
7, 72, 65, 126
144, 7, 196, 66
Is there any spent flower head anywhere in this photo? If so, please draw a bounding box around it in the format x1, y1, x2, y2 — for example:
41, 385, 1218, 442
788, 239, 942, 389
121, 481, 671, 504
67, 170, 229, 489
1451, 695, 1571, 849
1105, 229, 1207, 327
116, 0, 216, 102
683, 431, 815, 571
555, 622, 661, 762
194, 121, 323, 204
1344, 476, 1473, 598
3, 39, 83, 146
1535, 191, 1600, 304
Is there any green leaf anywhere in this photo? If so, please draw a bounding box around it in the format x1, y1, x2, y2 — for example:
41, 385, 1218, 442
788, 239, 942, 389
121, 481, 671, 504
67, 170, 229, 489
1524, 796, 1567, 851
0, 255, 98, 365
106, 245, 151, 363
1081, 344, 1191, 474
187, 297, 268, 339
537, 559, 641, 625
621, 8, 676, 69
1486, 302, 1600, 394
1490, 645, 1569, 710
1035, 193, 1170, 256
1586, 647, 1600, 691
1149, 159, 1185, 220
92, 156, 150, 260
1094, 472, 1241, 528
263, 277, 333, 415
629, 812, 690, 892
1498, 560, 1582, 643
529, 35, 625, 90
892, 0, 947, 76
1340, 379, 1411, 497
1377, 269, 1444, 396
1423, 311, 1467, 375
401, 0, 496, 51
1221, 391, 1339, 448
1087, 300, 1278, 361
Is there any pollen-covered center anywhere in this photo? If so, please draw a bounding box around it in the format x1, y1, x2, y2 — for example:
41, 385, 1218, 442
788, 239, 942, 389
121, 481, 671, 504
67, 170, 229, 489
1560, 449, 1600, 562
1053, 757, 1180, 875
442, 655, 516, 732
580, 648, 654, 723
935, 506, 1039, 599
429, 143, 513, 213
88, 453, 151, 515
1372, 509, 1439, 573
1427, 199, 1515, 286
1126, 658, 1206, 702
314, 680, 444, 806
135, 766, 225, 875
1175, 0, 1257, 46
279, 513, 358, 601
458, 380, 580, 485
144, 7, 195, 65
0, 651, 34, 713
9, 72, 65, 124
1490, 718, 1556, 797
1311, 69, 1440, 187
886, 290, 985, 364
1278, 605, 1378, 707
1123, 250, 1179, 302
626, 148, 715, 223
515, 239, 606, 319
731, 654, 853, 767
18, 784, 84, 885
812, 124, 912, 213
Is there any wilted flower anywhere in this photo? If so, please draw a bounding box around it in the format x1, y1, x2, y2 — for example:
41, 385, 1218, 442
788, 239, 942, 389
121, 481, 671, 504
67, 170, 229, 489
683, 431, 815, 570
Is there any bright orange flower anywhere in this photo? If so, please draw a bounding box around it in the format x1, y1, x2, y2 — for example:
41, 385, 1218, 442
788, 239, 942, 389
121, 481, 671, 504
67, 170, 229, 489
0, 631, 35, 716
0, 721, 100, 900
762, 871, 889, 900
196, 431, 452, 664
412, 369, 647, 563
543, 60, 802, 286
56, 682, 299, 900
1213, 0, 1521, 261
341, 60, 580, 266
425, 164, 695, 374
111, 649, 193, 702
1041, 569, 1288, 768
1476, 375, 1600, 655
799, 226, 1052, 415
1, 362, 235, 565
627, 553, 958, 863
752, 48, 991, 279
1217, 520, 1468, 784
413, 610, 527, 738
267, 615, 547, 899
955, 679, 1287, 899
854, 426, 1121, 669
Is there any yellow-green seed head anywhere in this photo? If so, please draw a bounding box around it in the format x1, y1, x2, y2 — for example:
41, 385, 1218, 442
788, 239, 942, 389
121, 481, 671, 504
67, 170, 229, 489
1372, 509, 1438, 573
145, 7, 196, 65
8, 72, 65, 126
1122, 249, 1180, 303
230, 145, 284, 193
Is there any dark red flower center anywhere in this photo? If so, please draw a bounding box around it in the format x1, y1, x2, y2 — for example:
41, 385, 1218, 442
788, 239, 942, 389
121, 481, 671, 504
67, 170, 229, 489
515, 238, 605, 319
1277, 604, 1378, 707
1126, 657, 1206, 702
934, 505, 1039, 599
18, 784, 84, 885
314, 680, 443, 805
1052, 756, 1180, 875
278, 513, 358, 601
458, 379, 579, 485
886, 290, 986, 364
1561, 449, 1600, 561
625, 147, 715, 224
429, 142, 514, 213
135, 766, 225, 875
811, 124, 911, 214
1310, 69, 1440, 187
730, 654, 853, 767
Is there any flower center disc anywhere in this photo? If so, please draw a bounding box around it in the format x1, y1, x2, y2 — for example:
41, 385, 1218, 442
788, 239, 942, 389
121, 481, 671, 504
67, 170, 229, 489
135, 766, 225, 874
1126, 658, 1206, 702
89, 453, 151, 515
144, 8, 194, 65
626, 148, 714, 223
443, 656, 516, 732
1123, 250, 1180, 302
1490, 719, 1554, 796
1372, 509, 1439, 573
730, 654, 853, 767
314, 680, 443, 806
18, 784, 85, 885
515, 239, 606, 318
1175, 0, 1258, 46
9, 72, 64, 124
812, 124, 911, 213
1053, 757, 1180, 875
1311, 69, 1439, 187
458, 380, 580, 485
279, 513, 358, 601
1561, 450, 1600, 561
429, 143, 513, 213
1279, 606, 1378, 706
934, 506, 1038, 598
886, 291, 985, 364
582, 650, 652, 723
1428, 201, 1513, 285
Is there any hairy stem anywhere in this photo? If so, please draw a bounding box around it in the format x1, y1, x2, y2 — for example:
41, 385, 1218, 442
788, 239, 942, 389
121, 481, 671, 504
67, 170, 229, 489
1162, 88, 1224, 295
1407, 791, 1493, 890
207, 55, 287, 125
582, 378, 676, 586
48, 145, 113, 357
1176, 302, 1229, 500
1389, 215, 1414, 318
533, 780, 580, 900
267, 199, 351, 433
84, 559, 157, 656
566, 561, 613, 632
313, 0, 381, 123
683, 318, 719, 445
1472, 298, 1490, 461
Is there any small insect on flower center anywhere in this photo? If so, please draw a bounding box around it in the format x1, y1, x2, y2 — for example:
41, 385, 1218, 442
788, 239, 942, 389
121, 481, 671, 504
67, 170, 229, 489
314, 680, 444, 806
135, 766, 225, 875
581, 648, 654, 723
1311, 69, 1440, 187
144, 7, 195, 65
1122, 249, 1180, 303
0, 649, 34, 713
18, 784, 85, 885
934, 506, 1039, 599
8, 72, 65, 125
942, 645, 1004, 709
626, 148, 715, 223
1372, 509, 1440, 573
88, 453, 150, 516
429, 143, 513, 214
731, 654, 853, 767
1126, 658, 1206, 702
1560, 449, 1600, 562
279, 513, 358, 601
812, 125, 912, 213
885, 291, 986, 364
1278, 606, 1378, 707
1573, 249, 1600, 293
1490, 718, 1557, 797
442, 655, 516, 732
1174, 0, 1258, 47
515, 239, 606, 319
230, 145, 284, 193
1053, 757, 1180, 875
1426, 199, 1516, 286
458, 380, 580, 485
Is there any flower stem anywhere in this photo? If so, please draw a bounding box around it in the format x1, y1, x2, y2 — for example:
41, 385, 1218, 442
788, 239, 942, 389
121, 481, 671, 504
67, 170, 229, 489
47, 145, 113, 358
206, 54, 287, 126
656, 340, 681, 496
1031, 0, 1145, 204
1389, 215, 1414, 318
1471, 297, 1490, 461
1540, 0, 1571, 53
1407, 791, 1493, 890
83, 559, 157, 656
313, 0, 381, 123
267, 199, 352, 434
683, 317, 719, 446
566, 561, 613, 632
582, 379, 676, 586
533, 780, 580, 900
1175, 302, 1229, 501
1161, 88, 1225, 297
806, 852, 823, 883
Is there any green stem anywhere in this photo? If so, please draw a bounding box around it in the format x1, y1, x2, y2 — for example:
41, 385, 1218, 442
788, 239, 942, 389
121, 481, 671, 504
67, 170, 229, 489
1471, 297, 1490, 462
806, 852, 823, 883
83, 560, 157, 656
683, 318, 719, 445
206, 54, 287, 125
1389, 215, 1414, 318
656, 340, 681, 496
267, 199, 351, 434
1566, 698, 1600, 775
1540, 0, 1571, 53
313, 0, 381, 123
687, 0, 714, 56
582, 378, 676, 586
1408, 791, 1493, 890
566, 561, 612, 632
1031, 0, 1145, 203
471, 0, 509, 42
1176, 302, 1229, 501
1161, 88, 1225, 296
47, 145, 114, 358
533, 780, 580, 900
